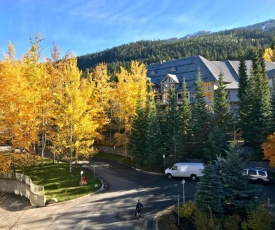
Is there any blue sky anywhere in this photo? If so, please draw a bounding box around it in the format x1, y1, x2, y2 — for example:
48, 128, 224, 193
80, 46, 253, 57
1, 0, 275, 59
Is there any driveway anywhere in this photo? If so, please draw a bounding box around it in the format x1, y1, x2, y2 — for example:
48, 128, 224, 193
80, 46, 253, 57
1, 158, 274, 229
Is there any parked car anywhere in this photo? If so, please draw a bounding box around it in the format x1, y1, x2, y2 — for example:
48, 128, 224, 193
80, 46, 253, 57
242, 167, 273, 184
165, 162, 204, 180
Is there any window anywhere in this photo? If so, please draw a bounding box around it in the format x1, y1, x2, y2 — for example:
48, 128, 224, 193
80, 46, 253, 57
177, 92, 190, 104
248, 170, 257, 175
258, 171, 266, 176
172, 166, 177, 170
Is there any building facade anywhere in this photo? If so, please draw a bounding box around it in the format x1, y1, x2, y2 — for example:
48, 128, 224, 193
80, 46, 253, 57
147, 55, 275, 113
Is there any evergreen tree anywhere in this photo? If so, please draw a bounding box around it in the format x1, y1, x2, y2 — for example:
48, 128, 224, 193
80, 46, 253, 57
145, 104, 164, 167
213, 72, 234, 136
270, 78, 275, 132
129, 95, 148, 166
222, 144, 259, 216
208, 125, 228, 158
195, 163, 224, 217
258, 50, 272, 137
178, 78, 192, 157
162, 89, 181, 158
238, 77, 255, 146
238, 58, 249, 101
191, 69, 212, 159
239, 50, 272, 154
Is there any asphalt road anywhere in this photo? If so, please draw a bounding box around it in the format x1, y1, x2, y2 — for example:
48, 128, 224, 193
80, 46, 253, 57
43, 158, 198, 230
1, 158, 275, 229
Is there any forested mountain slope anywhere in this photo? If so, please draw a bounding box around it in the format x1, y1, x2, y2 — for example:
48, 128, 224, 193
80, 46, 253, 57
77, 20, 275, 74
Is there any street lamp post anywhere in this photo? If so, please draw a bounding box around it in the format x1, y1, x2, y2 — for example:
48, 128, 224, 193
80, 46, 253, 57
91, 164, 96, 177
178, 195, 180, 226
182, 179, 185, 205
163, 154, 166, 171
80, 170, 83, 186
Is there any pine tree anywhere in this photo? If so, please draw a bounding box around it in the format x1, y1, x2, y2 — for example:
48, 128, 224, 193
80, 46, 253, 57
162, 89, 181, 158
195, 163, 224, 217
145, 104, 164, 167
222, 144, 259, 216
191, 69, 212, 159
213, 72, 234, 135
238, 58, 249, 101
239, 50, 271, 153
250, 50, 271, 148
129, 95, 148, 166
270, 79, 275, 132
178, 78, 192, 157
208, 125, 228, 158
238, 78, 255, 146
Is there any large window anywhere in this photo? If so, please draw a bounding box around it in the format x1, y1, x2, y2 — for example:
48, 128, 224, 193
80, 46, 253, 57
202, 81, 214, 102
177, 92, 190, 104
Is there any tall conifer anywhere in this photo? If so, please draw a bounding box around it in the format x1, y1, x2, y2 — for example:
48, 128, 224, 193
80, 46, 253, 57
239, 50, 271, 153
129, 95, 148, 165
213, 72, 233, 134
162, 89, 181, 158
238, 58, 249, 101
191, 69, 211, 159
178, 78, 192, 157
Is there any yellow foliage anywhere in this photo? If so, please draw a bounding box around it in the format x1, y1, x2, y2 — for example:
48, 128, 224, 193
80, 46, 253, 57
0, 42, 39, 151
111, 61, 151, 149
48, 53, 102, 162
263, 47, 275, 62
12, 152, 41, 171
0, 154, 12, 173
262, 133, 275, 167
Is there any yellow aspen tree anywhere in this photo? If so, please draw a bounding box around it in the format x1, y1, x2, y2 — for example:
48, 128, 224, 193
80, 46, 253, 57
262, 133, 275, 167
21, 34, 50, 161
0, 154, 12, 173
11, 152, 40, 173
0, 42, 39, 152
112, 61, 149, 156
44, 44, 64, 164
50, 52, 100, 172
88, 63, 112, 144
263, 47, 275, 62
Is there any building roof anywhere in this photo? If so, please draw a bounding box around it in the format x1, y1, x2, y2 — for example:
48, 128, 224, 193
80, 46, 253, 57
147, 55, 275, 91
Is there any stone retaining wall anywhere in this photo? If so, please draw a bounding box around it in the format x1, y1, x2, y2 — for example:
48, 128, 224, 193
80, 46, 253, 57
0, 172, 46, 207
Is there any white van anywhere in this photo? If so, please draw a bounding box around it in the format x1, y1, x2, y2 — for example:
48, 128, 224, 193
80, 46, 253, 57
165, 162, 204, 180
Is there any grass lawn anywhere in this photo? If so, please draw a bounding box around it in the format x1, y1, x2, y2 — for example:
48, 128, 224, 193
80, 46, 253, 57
23, 158, 102, 202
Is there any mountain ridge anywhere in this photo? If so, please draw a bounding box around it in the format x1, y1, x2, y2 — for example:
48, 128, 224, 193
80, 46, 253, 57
161, 19, 275, 42
77, 19, 275, 73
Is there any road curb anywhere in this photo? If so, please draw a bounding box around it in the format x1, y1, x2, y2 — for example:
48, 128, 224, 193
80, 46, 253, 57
153, 205, 175, 230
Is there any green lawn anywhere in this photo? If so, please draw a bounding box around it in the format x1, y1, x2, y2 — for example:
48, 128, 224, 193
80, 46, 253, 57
23, 158, 102, 202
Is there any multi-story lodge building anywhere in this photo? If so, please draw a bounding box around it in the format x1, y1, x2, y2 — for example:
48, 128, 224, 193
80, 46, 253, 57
147, 55, 275, 113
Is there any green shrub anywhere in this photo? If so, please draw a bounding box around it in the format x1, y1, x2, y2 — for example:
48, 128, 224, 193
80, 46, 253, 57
222, 214, 242, 230
179, 201, 196, 218
193, 206, 221, 230
241, 205, 272, 230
